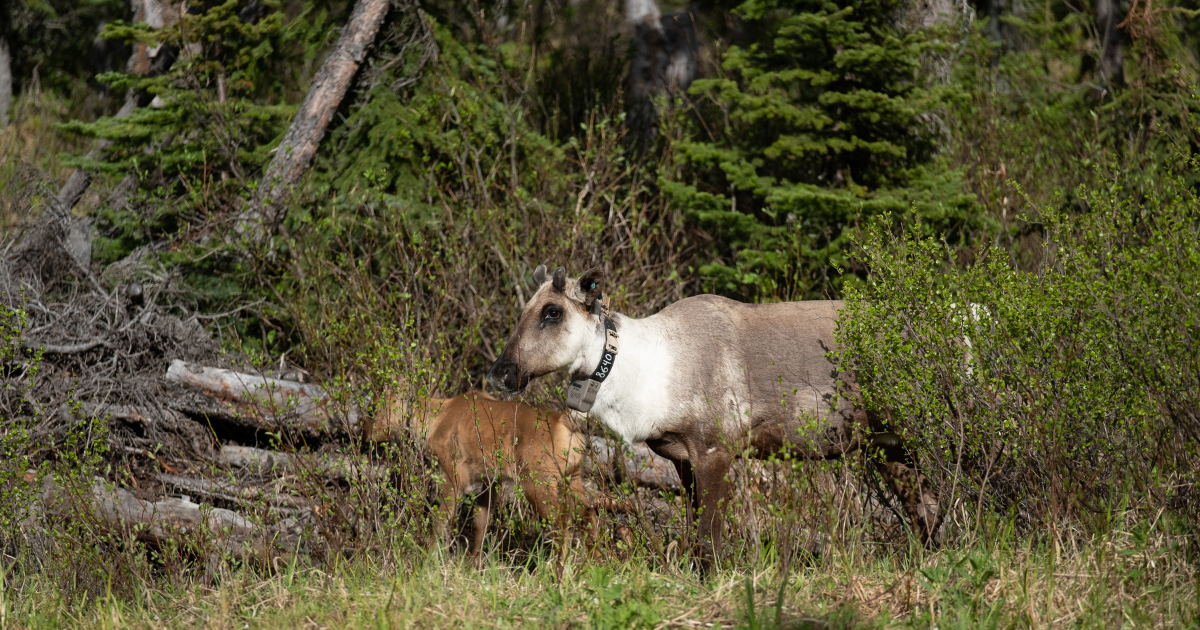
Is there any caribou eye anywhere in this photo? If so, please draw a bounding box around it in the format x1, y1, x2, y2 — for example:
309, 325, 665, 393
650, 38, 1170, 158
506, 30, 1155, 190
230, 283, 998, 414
541, 304, 563, 324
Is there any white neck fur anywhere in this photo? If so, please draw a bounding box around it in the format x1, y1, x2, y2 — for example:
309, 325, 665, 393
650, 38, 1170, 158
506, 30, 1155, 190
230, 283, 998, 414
570, 310, 676, 444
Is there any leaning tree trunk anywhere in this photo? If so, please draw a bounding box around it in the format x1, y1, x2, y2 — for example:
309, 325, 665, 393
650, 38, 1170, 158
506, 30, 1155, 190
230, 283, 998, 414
243, 0, 391, 236
1096, 0, 1125, 91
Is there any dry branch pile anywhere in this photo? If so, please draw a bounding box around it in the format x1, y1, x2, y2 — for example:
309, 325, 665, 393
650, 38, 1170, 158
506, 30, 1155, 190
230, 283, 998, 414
1, 208, 357, 567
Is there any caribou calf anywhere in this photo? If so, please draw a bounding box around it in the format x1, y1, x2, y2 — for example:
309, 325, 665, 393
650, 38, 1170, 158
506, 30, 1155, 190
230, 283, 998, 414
380, 391, 592, 555
488, 266, 941, 570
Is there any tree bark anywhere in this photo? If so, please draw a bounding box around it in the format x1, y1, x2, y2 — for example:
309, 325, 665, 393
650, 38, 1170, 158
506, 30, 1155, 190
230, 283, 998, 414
216, 444, 382, 481
126, 0, 184, 74
154, 473, 310, 512
218, 444, 297, 470
244, 0, 391, 233
0, 35, 12, 127
1096, 0, 1125, 91
165, 359, 359, 436
42, 477, 301, 566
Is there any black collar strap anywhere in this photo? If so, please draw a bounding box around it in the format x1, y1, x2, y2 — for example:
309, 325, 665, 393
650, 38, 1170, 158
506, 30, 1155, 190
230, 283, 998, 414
566, 296, 618, 412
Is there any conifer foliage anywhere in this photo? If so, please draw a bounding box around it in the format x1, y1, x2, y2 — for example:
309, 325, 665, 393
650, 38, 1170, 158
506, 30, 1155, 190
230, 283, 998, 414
55, 0, 342, 266
59, 1, 297, 187
666, 0, 974, 299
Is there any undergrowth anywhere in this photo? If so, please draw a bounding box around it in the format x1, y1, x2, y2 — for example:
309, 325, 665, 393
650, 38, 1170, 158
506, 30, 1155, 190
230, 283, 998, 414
3, 522, 1195, 629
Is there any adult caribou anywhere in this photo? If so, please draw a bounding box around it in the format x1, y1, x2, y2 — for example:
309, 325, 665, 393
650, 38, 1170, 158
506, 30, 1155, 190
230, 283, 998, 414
488, 266, 941, 570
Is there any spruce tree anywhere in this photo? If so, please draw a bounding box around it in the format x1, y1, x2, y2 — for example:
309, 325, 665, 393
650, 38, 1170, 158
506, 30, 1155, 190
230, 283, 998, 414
55, 0, 337, 266
665, 0, 976, 299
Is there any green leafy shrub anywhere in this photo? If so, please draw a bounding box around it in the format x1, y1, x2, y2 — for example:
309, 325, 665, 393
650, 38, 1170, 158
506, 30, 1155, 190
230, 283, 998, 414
0, 302, 40, 550
836, 169, 1200, 537
0, 302, 130, 600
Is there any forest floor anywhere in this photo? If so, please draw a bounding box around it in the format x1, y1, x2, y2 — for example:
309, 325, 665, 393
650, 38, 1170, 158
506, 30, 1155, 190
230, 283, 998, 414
5, 527, 1196, 629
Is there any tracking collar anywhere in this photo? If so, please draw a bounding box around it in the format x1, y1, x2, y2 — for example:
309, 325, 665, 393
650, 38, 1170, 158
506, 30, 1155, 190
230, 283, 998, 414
565, 296, 618, 413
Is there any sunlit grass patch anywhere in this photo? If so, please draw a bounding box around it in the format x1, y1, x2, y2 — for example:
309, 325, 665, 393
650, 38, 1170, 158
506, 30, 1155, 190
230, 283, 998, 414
5, 522, 1195, 629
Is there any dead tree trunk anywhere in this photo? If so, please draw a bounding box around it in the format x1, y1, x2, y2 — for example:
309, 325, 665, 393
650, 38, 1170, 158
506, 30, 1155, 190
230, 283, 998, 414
41, 477, 301, 566
622, 0, 698, 146
217, 444, 383, 481
244, 0, 391, 234
165, 359, 360, 437
0, 34, 12, 127
1096, 0, 1125, 91
155, 473, 311, 512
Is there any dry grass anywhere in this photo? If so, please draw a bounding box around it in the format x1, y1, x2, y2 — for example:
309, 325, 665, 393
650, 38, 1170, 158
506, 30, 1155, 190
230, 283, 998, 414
3, 516, 1195, 629
0, 89, 117, 237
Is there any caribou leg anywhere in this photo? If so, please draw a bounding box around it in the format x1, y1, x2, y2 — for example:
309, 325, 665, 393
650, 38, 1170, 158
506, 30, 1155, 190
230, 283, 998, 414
468, 487, 498, 557
646, 437, 697, 554
647, 435, 733, 573
689, 445, 733, 573
674, 458, 697, 549
871, 432, 941, 544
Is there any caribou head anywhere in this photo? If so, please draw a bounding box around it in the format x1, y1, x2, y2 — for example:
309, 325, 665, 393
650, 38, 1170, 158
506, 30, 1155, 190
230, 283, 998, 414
487, 265, 605, 393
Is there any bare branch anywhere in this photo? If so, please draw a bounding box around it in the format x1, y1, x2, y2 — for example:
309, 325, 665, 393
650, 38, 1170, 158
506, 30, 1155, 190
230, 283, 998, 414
22, 339, 110, 354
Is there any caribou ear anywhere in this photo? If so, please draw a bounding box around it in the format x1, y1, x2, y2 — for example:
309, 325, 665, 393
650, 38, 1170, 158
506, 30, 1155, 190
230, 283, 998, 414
532, 264, 548, 285
552, 267, 567, 292
577, 268, 605, 307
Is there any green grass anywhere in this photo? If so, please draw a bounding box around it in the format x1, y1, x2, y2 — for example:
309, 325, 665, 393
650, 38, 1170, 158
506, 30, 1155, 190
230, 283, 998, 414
4, 524, 1196, 629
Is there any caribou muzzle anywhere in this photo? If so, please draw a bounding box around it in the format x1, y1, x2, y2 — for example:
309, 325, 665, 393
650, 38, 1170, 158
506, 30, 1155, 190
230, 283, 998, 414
487, 356, 530, 393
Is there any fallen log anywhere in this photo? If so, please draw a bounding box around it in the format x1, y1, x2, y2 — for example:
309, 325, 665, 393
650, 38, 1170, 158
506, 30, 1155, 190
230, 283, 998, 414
42, 477, 302, 566
584, 437, 681, 490
166, 359, 333, 413
167, 358, 675, 487
165, 359, 358, 437
218, 443, 294, 471
155, 473, 310, 512
217, 444, 384, 481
